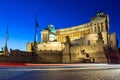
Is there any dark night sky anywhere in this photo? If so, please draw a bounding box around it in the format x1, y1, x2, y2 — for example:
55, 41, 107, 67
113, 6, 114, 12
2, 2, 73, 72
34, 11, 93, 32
0, 0, 120, 51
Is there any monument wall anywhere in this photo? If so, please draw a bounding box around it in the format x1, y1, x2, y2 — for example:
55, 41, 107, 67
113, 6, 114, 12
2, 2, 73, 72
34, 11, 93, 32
36, 51, 62, 63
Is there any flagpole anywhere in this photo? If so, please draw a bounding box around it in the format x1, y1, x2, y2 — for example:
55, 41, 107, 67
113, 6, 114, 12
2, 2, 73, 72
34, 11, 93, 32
34, 15, 37, 43
5, 24, 8, 55
33, 15, 38, 63
5, 25, 8, 46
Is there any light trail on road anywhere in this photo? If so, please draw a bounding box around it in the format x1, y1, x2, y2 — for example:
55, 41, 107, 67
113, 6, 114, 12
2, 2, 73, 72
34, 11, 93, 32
0, 64, 120, 80
8, 64, 120, 71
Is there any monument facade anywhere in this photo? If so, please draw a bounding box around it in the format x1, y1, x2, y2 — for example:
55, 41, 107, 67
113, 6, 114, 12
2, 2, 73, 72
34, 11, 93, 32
26, 11, 119, 63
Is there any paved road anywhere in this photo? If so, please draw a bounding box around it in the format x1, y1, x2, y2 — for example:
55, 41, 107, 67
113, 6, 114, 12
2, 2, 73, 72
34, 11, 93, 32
0, 64, 120, 80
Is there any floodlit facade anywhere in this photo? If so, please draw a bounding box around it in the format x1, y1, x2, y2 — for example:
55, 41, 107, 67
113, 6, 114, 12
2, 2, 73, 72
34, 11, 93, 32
26, 11, 119, 63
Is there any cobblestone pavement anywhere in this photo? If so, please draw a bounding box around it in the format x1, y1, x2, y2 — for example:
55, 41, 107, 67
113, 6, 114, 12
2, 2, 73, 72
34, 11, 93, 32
0, 66, 120, 80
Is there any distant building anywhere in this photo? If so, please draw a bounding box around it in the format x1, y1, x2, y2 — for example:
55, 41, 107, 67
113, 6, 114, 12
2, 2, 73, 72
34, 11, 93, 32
26, 11, 119, 63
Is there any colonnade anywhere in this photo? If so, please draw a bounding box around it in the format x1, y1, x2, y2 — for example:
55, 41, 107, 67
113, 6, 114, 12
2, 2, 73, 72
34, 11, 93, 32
57, 29, 91, 42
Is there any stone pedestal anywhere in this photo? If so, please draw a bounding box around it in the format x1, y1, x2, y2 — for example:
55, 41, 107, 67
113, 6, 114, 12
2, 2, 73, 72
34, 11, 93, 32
62, 42, 71, 63
95, 39, 107, 63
